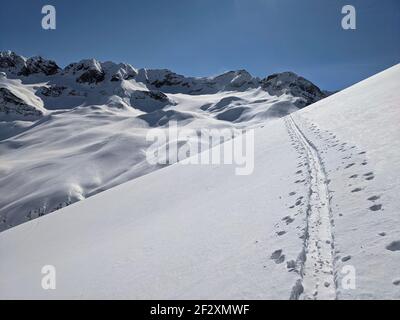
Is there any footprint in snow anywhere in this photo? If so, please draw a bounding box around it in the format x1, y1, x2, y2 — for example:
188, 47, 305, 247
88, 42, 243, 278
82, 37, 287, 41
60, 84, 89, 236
341, 255, 352, 262
369, 204, 383, 211
393, 279, 400, 286
286, 260, 296, 271
282, 216, 294, 225
368, 195, 380, 201
386, 241, 400, 252
271, 249, 285, 264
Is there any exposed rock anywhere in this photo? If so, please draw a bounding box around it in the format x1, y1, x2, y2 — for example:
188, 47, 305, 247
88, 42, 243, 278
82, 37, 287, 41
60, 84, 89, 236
18, 56, 60, 76
0, 87, 43, 118
106, 63, 137, 82
77, 69, 105, 84
0, 51, 26, 73
261, 71, 326, 108
135, 68, 259, 94
39, 85, 67, 97
130, 90, 175, 113
64, 59, 105, 84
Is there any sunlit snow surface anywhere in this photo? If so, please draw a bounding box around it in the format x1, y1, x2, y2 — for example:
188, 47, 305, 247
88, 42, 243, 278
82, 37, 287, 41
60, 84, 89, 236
0, 55, 317, 232
0, 64, 399, 299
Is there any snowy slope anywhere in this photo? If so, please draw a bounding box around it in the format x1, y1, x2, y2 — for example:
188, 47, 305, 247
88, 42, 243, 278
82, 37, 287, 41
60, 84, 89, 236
0, 64, 399, 299
0, 51, 327, 231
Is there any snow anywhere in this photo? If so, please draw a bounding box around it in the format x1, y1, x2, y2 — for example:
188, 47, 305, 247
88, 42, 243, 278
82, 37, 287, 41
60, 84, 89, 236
0, 52, 326, 232
294, 64, 400, 299
0, 64, 399, 299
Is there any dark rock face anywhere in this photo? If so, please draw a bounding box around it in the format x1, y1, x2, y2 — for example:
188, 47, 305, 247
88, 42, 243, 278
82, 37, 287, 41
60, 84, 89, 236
213, 70, 255, 88
0, 56, 16, 68
130, 90, 174, 113
151, 71, 189, 89
261, 72, 326, 108
143, 90, 169, 102
0, 51, 26, 72
110, 73, 136, 82
137, 69, 259, 94
64, 60, 106, 84
39, 85, 67, 97
0, 87, 43, 117
110, 75, 121, 82
0, 52, 60, 77
18, 56, 60, 76
110, 69, 137, 82
77, 69, 105, 84
0, 88, 26, 106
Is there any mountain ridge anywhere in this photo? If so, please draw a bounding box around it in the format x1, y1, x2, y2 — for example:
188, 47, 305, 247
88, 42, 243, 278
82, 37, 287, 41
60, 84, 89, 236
0, 50, 327, 99
0, 50, 330, 231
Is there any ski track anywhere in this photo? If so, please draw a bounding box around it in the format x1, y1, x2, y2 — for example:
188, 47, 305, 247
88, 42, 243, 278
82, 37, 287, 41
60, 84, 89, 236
285, 115, 336, 300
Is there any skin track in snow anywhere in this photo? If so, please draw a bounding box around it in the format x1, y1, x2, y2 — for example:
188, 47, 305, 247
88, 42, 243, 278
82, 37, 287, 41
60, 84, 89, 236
285, 115, 336, 300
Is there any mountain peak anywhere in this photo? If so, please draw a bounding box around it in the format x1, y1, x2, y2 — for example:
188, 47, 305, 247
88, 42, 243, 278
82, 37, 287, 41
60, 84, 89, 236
0, 51, 60, 76
262, 71, 325, 108
0, 51, 327, 107
0, 51, 26, 70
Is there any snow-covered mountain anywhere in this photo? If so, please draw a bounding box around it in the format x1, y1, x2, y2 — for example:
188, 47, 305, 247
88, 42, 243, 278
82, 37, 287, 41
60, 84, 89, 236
0, 64, 399, 299
0, 51, 328, 231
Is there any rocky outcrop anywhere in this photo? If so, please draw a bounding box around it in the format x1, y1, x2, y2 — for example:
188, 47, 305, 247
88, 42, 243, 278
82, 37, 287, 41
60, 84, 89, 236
130, 90, 175, 113
19, 56, 60, 76
63, 59, 137, 84
0, 51, 60, 77
64, 59, 105, 84
106, 62, 137, 82
0, 51, 26, 71
261, 72, 326, 108
39, 85, 67, 97
0, 87, 43, 118
135, 68, 260, 94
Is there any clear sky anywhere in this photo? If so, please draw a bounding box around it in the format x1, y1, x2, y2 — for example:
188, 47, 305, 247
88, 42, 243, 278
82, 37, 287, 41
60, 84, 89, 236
0, 0, 399, 90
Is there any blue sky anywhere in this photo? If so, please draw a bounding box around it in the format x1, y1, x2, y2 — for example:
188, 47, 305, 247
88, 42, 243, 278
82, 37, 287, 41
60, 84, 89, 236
0, 0, 399, 90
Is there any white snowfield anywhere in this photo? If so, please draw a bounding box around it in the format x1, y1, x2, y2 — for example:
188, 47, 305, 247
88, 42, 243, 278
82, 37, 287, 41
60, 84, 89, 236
0, 52, 327, 232
1, 64, 400, 299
